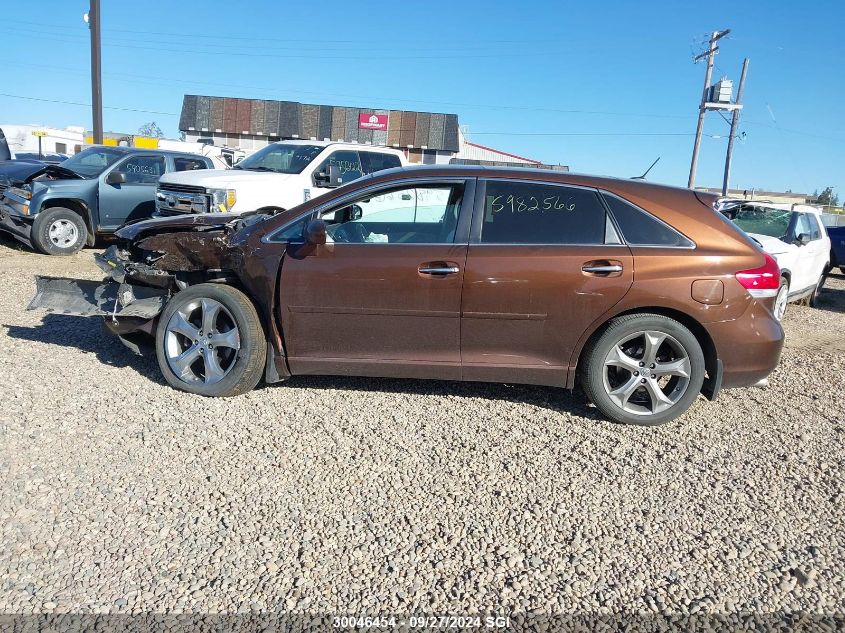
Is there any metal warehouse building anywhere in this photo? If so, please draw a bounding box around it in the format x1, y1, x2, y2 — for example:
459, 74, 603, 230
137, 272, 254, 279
178, 95, 568, 171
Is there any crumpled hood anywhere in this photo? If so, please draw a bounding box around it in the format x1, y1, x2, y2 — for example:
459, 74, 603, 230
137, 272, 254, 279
115, 213, 236, 241
160, 168, 294, 189
115, 209, 274, 243
747, 233, 790, 255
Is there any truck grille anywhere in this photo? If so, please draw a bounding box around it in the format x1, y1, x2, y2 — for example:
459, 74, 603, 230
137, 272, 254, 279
156, 183, 209, 215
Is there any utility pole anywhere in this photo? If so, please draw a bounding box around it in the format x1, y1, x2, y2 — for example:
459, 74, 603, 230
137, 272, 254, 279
88, 0, 103, 144
688, 29, 730, 189
722, 58, 749, 196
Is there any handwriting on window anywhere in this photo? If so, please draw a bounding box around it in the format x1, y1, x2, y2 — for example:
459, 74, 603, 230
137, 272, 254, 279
329, 158, 362, 175
490, 194, 576, 214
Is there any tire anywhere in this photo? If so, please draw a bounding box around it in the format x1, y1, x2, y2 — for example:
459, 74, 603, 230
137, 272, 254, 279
808, 268, 827, 308
773, 277, 789, 321
31, 207, 88, 255
580, 314, 706, 426
155, 283, 266, 397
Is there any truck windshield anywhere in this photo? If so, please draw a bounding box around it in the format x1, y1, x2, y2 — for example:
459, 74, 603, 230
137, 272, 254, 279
234, 143, 323, 174
59, 147, 125, 178
727, 205, 792, 239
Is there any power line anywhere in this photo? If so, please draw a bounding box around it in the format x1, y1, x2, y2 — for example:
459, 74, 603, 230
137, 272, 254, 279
8, 60, 693, 122
11, 18, 543, 46
0, 93, 178, 116
0, 93, 716, 138
11, 24, 528, 54
3, 29, 545, 61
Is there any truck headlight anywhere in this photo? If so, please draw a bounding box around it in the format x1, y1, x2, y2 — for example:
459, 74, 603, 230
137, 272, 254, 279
210, 188, 237, 212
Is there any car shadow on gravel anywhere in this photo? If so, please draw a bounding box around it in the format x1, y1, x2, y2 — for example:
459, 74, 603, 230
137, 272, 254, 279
817, 272, 845, 314
275, 374, 604, 420
4, 313, 163, 382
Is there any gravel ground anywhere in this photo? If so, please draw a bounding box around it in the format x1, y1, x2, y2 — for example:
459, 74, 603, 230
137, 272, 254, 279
0, 234, 843, 627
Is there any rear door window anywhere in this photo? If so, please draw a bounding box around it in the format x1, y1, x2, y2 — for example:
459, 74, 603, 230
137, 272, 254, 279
602, 192, 693, 247
479, 180, 607, 244
173, 157, 208, 172
314, 150, 363, 185
360, 151, 402, 175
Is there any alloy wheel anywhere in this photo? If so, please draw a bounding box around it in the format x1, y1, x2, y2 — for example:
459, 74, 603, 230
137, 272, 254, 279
48, 219, 79, 248
601, 330, 692, 416
164, 298, 241, 385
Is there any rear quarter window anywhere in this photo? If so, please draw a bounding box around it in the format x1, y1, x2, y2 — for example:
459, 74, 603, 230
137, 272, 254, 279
360, 151, 402, 174
602, 192, 693, 247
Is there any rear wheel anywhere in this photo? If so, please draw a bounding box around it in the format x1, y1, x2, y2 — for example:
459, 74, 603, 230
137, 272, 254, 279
808, 269, 827, 308
31, 207, 87, 255
155, 283, 266, 397
581, 314, 705, 426
774, 277, 789, 321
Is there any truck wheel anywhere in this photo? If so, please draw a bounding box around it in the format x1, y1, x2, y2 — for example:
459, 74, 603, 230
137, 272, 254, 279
155, 283, 266, 397
31, 207, 88, 255
580, 314, 705, 426
774, 277, 789, 321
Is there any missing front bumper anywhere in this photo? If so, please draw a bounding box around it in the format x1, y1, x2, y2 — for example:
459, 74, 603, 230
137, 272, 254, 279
28, 276, 169, 319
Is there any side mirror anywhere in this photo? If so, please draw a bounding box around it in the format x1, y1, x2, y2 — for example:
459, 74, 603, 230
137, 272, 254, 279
304, 219, 327, 245
106, 171, 126, 185
314, 164, 342, 188
795, 232, 810, 246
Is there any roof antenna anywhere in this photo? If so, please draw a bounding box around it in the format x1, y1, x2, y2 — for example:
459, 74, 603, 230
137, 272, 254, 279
632, 156, 660, 180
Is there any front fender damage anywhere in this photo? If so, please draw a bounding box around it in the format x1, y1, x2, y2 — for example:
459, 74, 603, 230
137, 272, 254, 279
27, 214, 267, 359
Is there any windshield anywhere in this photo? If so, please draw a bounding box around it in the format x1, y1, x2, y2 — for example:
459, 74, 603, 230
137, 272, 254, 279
235, 143, 323, 174
727, 205, 792, 239
59, 147, 125, 178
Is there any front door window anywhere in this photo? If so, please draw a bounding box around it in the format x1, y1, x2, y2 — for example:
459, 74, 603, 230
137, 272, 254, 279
322, 185, 463, 244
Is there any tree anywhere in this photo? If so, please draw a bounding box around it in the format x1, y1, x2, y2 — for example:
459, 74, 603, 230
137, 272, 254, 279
137, 121, 164, 139
815, 187, 839, 206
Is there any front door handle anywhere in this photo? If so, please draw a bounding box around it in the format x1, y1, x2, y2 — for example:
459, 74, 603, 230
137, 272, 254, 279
582, 260, 624, 276
419, 261, 460, 276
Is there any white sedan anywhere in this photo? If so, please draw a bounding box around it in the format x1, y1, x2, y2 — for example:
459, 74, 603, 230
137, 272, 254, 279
722, 203, 830, 320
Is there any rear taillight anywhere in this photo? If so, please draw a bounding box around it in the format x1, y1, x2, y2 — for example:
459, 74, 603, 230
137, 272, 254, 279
735, 253, 780, 297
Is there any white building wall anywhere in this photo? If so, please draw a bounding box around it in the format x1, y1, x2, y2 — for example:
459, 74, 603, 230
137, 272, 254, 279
456, 129, 540, 165
0, 124, 84, 156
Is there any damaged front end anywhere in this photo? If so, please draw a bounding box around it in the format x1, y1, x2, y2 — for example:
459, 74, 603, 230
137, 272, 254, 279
27, 213, 258, 354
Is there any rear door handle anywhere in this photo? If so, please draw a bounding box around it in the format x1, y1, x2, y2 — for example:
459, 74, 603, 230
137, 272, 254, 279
419, 262, 460, 276
582, 260, 624, 276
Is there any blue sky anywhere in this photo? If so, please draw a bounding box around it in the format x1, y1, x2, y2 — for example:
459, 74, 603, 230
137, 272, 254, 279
2, 0, 843, 197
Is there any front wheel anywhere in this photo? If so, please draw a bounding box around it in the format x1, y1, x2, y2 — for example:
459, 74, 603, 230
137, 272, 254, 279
580, 314, 705, 426
31, 207, 88, 255
155, 283, 266, 397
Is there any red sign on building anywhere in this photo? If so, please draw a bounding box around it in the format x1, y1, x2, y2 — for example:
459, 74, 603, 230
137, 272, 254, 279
358, 113, 388, 131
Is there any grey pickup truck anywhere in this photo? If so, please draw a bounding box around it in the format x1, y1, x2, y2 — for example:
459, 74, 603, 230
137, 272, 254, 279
0, 146, 212, 255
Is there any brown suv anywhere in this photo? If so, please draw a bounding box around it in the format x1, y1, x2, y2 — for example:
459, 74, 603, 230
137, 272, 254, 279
29, 166, 784, 425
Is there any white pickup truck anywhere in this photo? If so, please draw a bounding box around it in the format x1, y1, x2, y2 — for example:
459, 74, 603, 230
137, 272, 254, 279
155, 140, 406, 216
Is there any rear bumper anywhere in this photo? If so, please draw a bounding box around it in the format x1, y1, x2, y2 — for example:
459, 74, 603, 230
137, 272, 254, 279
0, 202, 33, 246
706, 298, 784, 389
